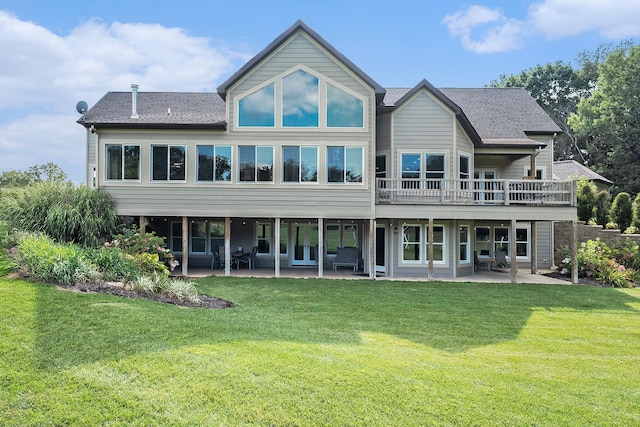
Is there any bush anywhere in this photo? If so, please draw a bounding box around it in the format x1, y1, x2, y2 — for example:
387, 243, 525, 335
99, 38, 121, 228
0, 182, 117, 247
594, 190, 610, 226
0, 248, 16, 276
88, 246, 139, 282
610, 192, 633, 233
131, 273, 200, 303
558, 239, 637, 287
104, 227, 178, 273
633, 193, 640, 229
577, 179, 597, 222
16, 233, 100, 285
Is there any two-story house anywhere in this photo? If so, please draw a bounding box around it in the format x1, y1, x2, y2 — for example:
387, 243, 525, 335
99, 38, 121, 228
78, 20, 576, 281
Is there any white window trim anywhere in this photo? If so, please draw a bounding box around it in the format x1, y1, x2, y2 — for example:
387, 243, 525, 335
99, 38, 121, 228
398, 150, 449, 180
399, 223, 447, 266
195, 145, 233, 184
280, 145, 319, 184
150, 144, 187, 183
400, 223, 422, 265
104, 144, 141, 182
459, 224, 471, 265
326, 145, 365, 185
524, 165, 546, 179
237, 145, 275, 183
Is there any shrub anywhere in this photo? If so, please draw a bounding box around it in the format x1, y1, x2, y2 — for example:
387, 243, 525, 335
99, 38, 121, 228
130, 252, 169, 277
594, 190, 610, 226
633, 193, 640, 229
0, 248, 16, 276
558, 239, 637, 287
88, 246, 139, 282
576, 179, 597, 222
0, 182, 117, 247
610, 192, 633, 233
131, 273, 199, 303
105, 227, 178, 272
624, 226, 640, 235
16, 233, 100, 285
605, 222, 619, 230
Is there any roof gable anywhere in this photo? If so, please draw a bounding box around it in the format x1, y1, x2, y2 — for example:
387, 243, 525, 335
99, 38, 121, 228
216, 20, 385, 103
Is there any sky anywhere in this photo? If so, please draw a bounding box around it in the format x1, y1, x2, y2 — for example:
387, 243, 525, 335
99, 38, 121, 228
1, 0, 639, 184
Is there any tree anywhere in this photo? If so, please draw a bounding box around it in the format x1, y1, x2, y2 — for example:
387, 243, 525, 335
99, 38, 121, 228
0, 163, 68, 188
569, 43, 640, 195
490, 61, 590, 162
594, 190, 610, 226
610, 192, 633, 232
633, 193, 640, 229
576, 179, 597, 222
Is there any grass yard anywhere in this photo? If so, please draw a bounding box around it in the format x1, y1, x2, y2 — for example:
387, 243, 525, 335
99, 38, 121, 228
1, 276, 639, 426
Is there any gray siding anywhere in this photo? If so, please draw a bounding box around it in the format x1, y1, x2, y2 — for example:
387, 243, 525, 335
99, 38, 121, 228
376, 115, 391, 152
391, 91, 455, 178
228, 32, 375, 134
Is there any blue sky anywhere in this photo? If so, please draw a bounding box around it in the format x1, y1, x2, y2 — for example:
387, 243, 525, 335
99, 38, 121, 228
1, 0, 639, 183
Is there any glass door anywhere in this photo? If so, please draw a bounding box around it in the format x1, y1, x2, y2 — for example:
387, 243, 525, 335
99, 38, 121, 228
292, 224, 318, 266
474, 170, 497, 203
375, 225, 386, 274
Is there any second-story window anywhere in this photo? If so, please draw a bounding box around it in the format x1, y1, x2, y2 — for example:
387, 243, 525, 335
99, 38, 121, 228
197, 145, 232, 182
282, 146, 318, 183
327, 146, 363, 183
151, 145, 186, 181
105, 144, 140, 180
239, 145, 273, 182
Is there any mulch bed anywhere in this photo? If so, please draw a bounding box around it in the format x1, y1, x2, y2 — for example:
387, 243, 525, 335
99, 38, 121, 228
44, 279, 233, 309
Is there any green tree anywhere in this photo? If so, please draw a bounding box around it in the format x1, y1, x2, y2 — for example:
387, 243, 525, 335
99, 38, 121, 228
569, 42, 640, 195
0, 163, 68, 188
491, 61, 590, 162
610, 192, 633, 232
0, 182, 117, 247
633, 193, 640, 229
576, 179, 597, 222
594, 190, 610, 226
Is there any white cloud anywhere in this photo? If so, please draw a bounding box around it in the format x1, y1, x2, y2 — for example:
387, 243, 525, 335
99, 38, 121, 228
0, 10, 251, 183
444, 1, 640, 54
442, 5, 525, 54
529, 0, 640, 39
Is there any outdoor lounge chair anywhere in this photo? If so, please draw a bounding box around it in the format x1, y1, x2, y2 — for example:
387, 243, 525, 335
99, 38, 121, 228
474, 251, 489, 271
333, 247, 359, 272
495, 250, 511, 269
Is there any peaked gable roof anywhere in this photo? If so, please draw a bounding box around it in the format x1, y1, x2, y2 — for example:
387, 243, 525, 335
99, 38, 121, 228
382, 86, 562, 148
553, 160, 613, 185
216, 20, 386, 104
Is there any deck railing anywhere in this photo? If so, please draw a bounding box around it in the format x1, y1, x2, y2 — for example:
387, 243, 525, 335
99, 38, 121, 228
376, 178, 576, 206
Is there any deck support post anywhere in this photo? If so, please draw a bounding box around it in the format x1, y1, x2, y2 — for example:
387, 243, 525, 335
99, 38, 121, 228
369, 219, 376, 279
318, 218, 324, 278
224, 217, 231, 277
572, 220, 579, 284
428, 218, 434, 281
531, 221, 537, 274
511, 219, 518, 283
139, 216, 146, 235
274, 218, 280, 278
181, 216, 188, 277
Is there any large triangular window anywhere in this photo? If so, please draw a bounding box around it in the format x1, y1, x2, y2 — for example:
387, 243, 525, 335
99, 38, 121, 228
327, 83, 363, 128
283, 70, 319, 127
238, 83, 275, 127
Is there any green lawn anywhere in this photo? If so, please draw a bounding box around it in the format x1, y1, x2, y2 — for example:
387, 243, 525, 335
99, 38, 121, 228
1, 276, 639, 426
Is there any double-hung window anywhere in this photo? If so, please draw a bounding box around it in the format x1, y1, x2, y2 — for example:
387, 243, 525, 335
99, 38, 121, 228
327, 146, 363, 183
459, 225, 470, 264
239, 146, 273, 182
105, 144, 140, 180
256, 223, 271, 254
197, 145, 232, 182
282, 146, 318, 183
401, 223, 445, 264
152, 145, 186, 181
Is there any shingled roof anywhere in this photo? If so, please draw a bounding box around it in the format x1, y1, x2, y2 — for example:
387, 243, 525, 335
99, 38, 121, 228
382, 86, 561, 147
553, 160, 612, 185
81, 92, 227, 129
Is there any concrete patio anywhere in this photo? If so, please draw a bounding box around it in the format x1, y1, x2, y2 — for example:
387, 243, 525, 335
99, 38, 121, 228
178, 266, 571, 285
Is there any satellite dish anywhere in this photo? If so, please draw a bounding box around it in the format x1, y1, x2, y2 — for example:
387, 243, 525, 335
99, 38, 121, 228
76, 101, 88, 114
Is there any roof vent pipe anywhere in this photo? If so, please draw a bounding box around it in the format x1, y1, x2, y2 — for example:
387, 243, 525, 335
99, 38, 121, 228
131, 84, 139, 119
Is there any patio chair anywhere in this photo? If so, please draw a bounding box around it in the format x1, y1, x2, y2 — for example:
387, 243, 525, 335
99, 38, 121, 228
495, 250, 511, 269
474, 251, 489, 271
238, 246, 259, 269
